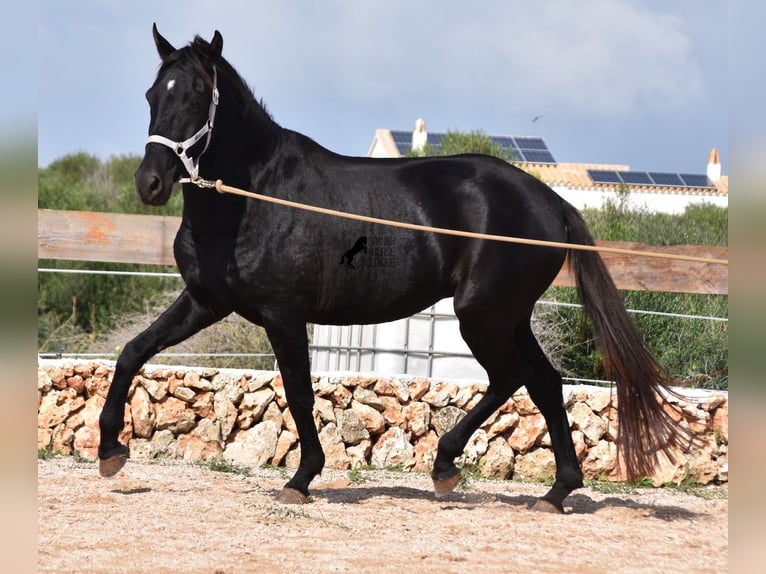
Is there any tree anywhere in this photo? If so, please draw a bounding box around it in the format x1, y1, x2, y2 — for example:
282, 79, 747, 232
407, 129, 514, 162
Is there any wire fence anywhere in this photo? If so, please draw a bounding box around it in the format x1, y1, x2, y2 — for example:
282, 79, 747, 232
38, 266, 728, 387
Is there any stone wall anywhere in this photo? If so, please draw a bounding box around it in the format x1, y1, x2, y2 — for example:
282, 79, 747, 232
37, 360, 728, 486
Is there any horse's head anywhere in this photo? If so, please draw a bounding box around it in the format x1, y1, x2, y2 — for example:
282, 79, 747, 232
135, 24, 223, 205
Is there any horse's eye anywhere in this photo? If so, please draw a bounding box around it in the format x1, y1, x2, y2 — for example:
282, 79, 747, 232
193, 77, 206, 93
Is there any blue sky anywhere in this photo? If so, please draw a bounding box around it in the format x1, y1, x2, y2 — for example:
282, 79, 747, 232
38, 1, 728, 175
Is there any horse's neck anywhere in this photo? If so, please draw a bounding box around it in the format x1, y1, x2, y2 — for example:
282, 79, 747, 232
207, 100, 280, 183
181, 185, 246, 235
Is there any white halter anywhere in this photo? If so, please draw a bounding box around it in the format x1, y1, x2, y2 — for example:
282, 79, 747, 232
146, 66, 219, 187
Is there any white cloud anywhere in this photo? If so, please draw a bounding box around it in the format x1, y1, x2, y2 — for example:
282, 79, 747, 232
192, 1, 704, 116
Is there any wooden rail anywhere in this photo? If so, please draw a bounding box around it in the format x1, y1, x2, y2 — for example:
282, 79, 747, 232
37, 209, 728, 295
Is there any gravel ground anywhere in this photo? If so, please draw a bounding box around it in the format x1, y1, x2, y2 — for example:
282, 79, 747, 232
38, 457, 728, 573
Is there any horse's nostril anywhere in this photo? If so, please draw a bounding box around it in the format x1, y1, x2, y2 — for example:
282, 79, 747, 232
148, 174, 162, 195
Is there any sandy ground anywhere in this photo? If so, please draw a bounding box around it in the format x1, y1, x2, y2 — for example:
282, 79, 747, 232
38, 457, 727, 574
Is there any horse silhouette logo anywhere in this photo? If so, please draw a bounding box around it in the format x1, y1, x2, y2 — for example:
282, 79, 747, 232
339, 236, 367, 269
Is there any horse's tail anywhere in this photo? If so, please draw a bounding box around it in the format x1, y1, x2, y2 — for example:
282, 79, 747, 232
561, 201, 688, 481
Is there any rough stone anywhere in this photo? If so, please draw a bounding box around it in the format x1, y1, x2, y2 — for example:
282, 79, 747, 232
313, 396, 336, 424
352, 400, 386, 435
248, 372, 274, 392
155, 396, 196, 435
514, 448, 556, 482
319, 423, 351, 470
352, 386, 386, 412
585, 390, 614, 413
371, 426, 415, 469
240, 388, 276, 424
141, 377, 168, 401
66, 374, 86, 395
412, 431, 439, 473
421, 383, 451, 408
341, 375, 377, 389
184, 371, 213, 392
374, 378, 410, 402
73, 423, 100, 460
404, 401, 431, 437
346, 439, 372, 469
451, 382, 483, 409
38, 390, 80, 429
336, 408, 370, 445
511, 393, 539, 416
432, 406, 466, 437
179, 422, 223, 462
379, 395, 406, 428
262, 401, 284, 430
172, 386, 196, 403
223, 420, 279, 468
508, 414, 547, 454
569, 402, 607, 446
213, 392, 238, 440
460, 429, 489, 466
269, 375, 288, 408
130, 385, 156, 439
38, 368, 53, 393
484, 411, 520, 439
273, 430, 297, 466
581, 439, 618, 480
408, 378, 431, 401
479, 437, 515, 480
711, 403, 728, 443
192, 391, 215, 420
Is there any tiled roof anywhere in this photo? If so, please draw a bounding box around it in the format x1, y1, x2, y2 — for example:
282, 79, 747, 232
520, 162, 728, 197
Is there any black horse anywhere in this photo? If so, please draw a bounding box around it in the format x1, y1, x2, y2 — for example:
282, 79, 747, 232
99, 25, 685, 512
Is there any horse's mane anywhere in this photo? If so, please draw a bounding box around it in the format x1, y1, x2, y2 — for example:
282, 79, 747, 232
173, 35, 276, 125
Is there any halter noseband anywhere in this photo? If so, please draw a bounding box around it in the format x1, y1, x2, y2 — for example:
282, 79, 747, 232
146, 66, 219, 188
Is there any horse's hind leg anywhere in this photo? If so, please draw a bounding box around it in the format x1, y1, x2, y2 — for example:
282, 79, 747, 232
516, 320, 583, 513
98, 289, 228, 477
431, 311, 530, 496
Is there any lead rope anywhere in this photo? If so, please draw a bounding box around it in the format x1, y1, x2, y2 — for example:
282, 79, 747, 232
195, 179, 727, 266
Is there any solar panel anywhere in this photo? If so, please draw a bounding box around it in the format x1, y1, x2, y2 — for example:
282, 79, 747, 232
520, 150, 556, 163
649, 172, 684, 186
513, 137, 547, 150
679, 173, 714, 188
390, 131, 411, 144
588, 170, 622, 184
618, 171, 653, 185
387, 130, 556, 163
492, 136, 516, 148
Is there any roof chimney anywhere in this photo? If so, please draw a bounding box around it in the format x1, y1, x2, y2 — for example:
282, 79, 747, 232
707, 148, 721, 182
412, 118, 427, 153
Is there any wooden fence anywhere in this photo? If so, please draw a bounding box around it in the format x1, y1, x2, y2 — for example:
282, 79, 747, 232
37, 209, 728, 295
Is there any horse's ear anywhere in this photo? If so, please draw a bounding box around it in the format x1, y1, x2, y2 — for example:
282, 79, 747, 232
209, 30, 223, 64
152, 23, 176, 62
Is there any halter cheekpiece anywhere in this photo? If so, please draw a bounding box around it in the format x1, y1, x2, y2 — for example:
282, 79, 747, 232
146, 66, 219, 188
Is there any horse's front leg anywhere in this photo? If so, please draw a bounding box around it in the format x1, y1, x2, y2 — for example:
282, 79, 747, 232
98, 289, 229, 477
262, 317, 324, 504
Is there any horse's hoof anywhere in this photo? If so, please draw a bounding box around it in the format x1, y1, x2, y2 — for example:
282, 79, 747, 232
276, 487, 310, 505
433, 472, 461, 498
531, 499, 564, 514
99, 452, 129, 478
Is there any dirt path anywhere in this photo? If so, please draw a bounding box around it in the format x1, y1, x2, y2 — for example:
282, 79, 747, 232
38, 457, 727, 573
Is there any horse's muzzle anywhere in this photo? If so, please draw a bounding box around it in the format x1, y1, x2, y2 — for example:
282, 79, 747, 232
135, 153, 176, 206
